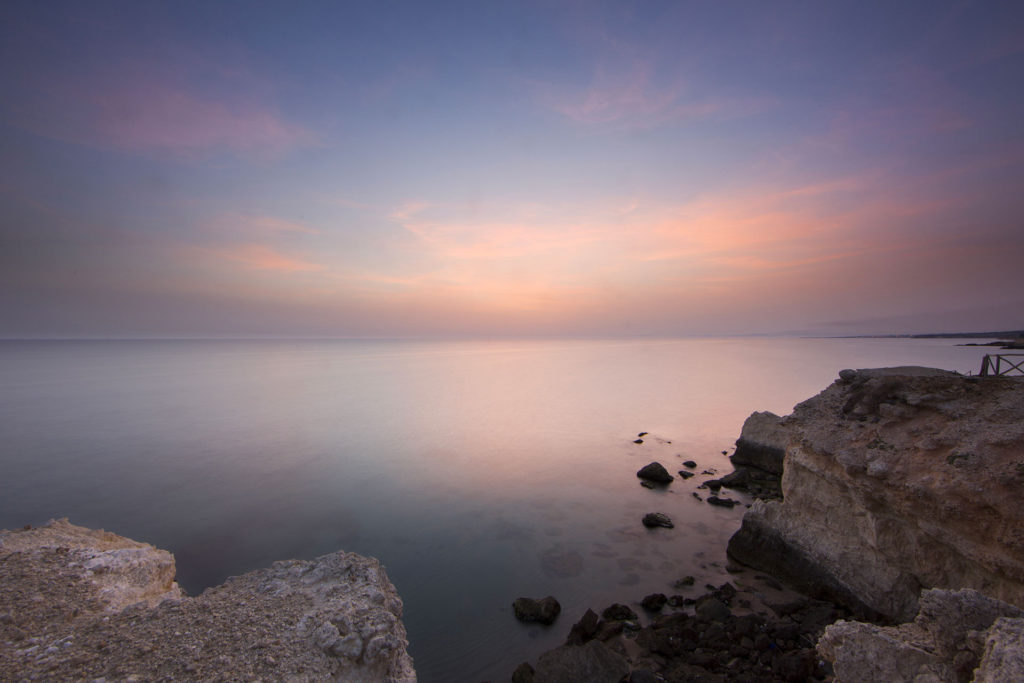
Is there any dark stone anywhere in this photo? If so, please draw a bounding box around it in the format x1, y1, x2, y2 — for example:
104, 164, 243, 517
633, 439, 644, 444
531, 640, 629, 683
601, 603, 638, 622
677, 470, 695, 479
626, 669, 658, 683
642, 512, 673, 529
565, 608, 600, 645
706, 496, 738, 508
594, 619, 623, 641
641, 593, 667, 611
682, 460, 697, 468
636, 462, 673, 483
513, 596, 562, 624
674, 575, 695, 587
512, 661, 535, 683
637, 432, 648, 437
695, 597, 731, 622
772, 648, 817, 681
667, 595, 685, 607
639, 481, 655, 489
692, 492, 702, 501
705, 479, 723, 491
712, 583, 737, 604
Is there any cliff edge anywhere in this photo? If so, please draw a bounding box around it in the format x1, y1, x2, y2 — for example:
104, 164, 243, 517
727, 367, 1024, 622
0, 518, 416, 682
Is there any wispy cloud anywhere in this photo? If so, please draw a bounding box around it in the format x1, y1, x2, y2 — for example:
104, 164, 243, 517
10, 70, 312, 157
202, 244, 325, 273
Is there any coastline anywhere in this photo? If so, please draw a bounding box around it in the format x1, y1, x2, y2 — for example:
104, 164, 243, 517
4, 350, 1019, 679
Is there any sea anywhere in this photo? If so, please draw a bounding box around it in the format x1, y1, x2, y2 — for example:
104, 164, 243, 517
0, 336, 994, 681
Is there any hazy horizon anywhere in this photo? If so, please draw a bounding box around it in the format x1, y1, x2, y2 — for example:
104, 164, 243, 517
3, 2, 1023, 338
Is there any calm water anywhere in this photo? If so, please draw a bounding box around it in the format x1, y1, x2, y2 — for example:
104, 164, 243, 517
0, 337, 992, 680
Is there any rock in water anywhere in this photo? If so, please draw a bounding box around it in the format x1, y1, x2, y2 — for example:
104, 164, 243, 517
641, 593, 667, 611
728, 368, 1024, 622
642, 512, 674, 529
602, 603, 639, 621
706, 495, 738, 508
636, 462, 673, 483
0, 518, 416, 682
513, 596, 562, 625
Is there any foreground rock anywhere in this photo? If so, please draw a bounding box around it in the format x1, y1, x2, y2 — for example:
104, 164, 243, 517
728, 367, 1024, 622
0, 519, 416, 682
818, 588, 1024, 682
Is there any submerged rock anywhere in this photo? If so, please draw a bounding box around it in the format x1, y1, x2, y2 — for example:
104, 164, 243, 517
513, 596, 562, 625
0, 519, 416, 682
636, 462, 673, 483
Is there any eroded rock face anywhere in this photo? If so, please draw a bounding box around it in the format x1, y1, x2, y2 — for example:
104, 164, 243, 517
817, 588, 1024, 683
0, 519, 416, 682
728, 368, 1024, 622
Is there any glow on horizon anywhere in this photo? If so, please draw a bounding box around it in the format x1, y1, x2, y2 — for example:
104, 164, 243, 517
1, 2, 1023, 338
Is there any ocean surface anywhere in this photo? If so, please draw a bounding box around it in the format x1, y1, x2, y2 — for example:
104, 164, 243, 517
0, 337, 993, 680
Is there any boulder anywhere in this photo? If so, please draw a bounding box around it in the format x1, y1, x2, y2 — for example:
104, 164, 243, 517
731, 411, 788, 475
641, 593, 667, 612
513, 596, 561, 625
636, 462, 673, 483
602, 603, 638, 622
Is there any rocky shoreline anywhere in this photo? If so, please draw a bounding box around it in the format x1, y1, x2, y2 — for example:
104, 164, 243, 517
513, 367, 1024, 682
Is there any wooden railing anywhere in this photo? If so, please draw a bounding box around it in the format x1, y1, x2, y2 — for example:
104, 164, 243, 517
979, 354, 1024, 376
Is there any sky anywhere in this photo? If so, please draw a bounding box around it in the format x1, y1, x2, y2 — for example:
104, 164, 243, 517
2, 1, 1023, 338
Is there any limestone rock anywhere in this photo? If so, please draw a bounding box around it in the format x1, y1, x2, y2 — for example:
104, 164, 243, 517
0, 519, 416, 682
0, 517, 181, 611
817, 588, 1024, 683
732, 411, 788, 475
974, 617, 1024, 682
728, 369, 1024, 621
636, 462, 673, 483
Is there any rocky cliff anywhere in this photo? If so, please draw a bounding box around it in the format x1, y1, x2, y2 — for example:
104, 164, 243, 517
0, 518, 416, 682
727, 367, 1024, 622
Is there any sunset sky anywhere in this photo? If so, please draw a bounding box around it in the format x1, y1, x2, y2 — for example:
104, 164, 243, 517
2, 1, 1023, 338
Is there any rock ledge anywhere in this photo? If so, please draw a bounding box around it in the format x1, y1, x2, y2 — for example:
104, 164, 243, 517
0, 518, 416, 682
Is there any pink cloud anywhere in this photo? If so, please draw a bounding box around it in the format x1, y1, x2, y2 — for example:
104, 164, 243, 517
15, 70, 312, 157
206, 244, 325, 273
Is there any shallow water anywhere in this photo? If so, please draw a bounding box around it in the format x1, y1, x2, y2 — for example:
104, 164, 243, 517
0, 337, 992, 680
